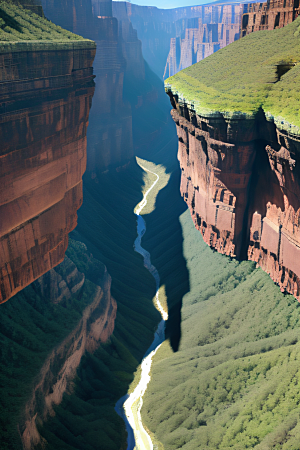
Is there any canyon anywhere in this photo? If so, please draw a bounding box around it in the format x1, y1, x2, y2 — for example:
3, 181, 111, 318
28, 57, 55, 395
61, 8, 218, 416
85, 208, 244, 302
113, 1, 244, 79
0, 1, 171, 449
2, 0, 300, 449
114, 0, 300, 81
0, 11, 96, 303
166, 17, 300, 301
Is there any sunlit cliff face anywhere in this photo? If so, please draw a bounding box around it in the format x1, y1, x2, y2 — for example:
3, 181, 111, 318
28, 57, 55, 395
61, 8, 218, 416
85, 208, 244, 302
0, 46, 95, 303
170, 96, 300, 301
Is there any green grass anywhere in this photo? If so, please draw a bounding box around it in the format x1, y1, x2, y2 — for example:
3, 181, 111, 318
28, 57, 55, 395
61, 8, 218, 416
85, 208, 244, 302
35, 160, 162, 450
142, 210, 300, 450
0, 1, 95, 48
165, 17, 300, 133
37, 68, 185, 449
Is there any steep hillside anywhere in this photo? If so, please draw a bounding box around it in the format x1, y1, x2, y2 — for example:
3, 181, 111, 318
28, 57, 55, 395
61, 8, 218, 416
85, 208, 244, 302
0, 239, 117, 450
143, 209, 300, 449
165, 17, 300, 127
166, 19, 300, 299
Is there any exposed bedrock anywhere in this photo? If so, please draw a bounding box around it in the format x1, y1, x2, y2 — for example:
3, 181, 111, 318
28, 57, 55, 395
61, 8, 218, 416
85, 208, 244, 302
169, 94, 300, 300
113, 2, 243, 80
0, 44, 96, 303
20, 260, 117, 450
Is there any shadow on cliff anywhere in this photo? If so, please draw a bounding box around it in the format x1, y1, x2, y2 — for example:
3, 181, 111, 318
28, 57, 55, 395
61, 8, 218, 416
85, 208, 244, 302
240, 133, 300, 261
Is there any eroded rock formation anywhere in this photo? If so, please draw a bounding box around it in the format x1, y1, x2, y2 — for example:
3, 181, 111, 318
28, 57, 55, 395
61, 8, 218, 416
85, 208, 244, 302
113, 2, 243, 79
20, 253, 117, 450
241, 0, 300, 36
168, 93, 300, 300
164, 5, 242, 78
0, 43, 96, 303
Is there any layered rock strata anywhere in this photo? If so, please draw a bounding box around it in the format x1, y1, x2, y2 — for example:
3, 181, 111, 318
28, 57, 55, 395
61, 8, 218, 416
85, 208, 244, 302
113, 2, 243, 79
241, 0, 300, 36
0, 42, 96, 303
164, 5, 242, 78
43, 0, 163, 173
168, 93, 300, 300
43, 0, 135, 172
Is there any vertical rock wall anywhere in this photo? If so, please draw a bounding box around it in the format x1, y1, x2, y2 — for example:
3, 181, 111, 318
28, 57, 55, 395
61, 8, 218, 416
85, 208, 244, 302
164, 5, 242, 78
241, 0, 300, 36
0, 43, 96, 303
169, 94, 300, 300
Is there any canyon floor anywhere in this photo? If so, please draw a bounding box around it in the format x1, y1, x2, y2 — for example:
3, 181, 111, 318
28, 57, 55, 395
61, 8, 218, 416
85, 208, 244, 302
142, 208, 300, 449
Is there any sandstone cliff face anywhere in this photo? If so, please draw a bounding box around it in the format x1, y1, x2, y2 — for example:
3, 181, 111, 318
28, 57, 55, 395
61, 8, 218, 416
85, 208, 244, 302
43, 0, 164, 173
0, 43, 96, 303
241, 0, 300, 36
113, 2, 243, 79
169, 94, 300, 300
42, 0, 135, 172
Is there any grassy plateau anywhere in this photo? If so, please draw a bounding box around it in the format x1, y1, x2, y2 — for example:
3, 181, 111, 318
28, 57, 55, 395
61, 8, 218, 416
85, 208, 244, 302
165, 17, 300, 134
0, 1, 94, 48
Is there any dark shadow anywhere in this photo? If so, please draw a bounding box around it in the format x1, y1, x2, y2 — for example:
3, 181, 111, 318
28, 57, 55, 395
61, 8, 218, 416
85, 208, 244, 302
143, 167, 190, 352
139, 105, 190, 352
74, 160, 161, 360
0, 8, 23, 33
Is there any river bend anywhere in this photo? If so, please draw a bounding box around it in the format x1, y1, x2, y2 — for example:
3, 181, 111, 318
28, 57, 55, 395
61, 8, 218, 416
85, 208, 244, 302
115, 164, 168, 450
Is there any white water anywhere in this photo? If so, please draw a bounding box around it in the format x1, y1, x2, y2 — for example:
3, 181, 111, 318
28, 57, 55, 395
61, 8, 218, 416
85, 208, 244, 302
115, 164, 168, 450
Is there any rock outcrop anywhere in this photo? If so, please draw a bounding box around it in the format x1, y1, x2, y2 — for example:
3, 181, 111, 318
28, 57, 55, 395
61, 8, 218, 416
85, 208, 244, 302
43, 0, 164, 173
241, 0, 300, 36
19, 245, 117, 450
0, 41, 96, 303
113, 2, 243, 79
164, 5, 242, 79
168, 93, 300, 300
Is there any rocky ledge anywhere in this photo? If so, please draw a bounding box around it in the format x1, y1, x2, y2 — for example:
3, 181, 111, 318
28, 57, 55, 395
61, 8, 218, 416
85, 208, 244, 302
166, 19, 300, 300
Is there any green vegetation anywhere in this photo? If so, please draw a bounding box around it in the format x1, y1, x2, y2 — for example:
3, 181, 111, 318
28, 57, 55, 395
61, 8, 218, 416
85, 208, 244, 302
0, 240, 101, 450
38, 335, 137, 450
37, 160, 161, 450
165, 17, 300, 133
37, 65, 186, 449
0, 1, 94, 48
142, 210, 300, 450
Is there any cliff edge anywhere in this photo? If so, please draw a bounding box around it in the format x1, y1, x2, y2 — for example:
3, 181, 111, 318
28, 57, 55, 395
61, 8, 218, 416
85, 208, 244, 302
166, 18, 300, 299
0, 2, 96, 303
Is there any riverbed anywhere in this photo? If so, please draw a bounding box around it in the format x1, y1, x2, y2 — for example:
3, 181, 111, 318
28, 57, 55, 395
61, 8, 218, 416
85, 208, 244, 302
115, 162, 168, 450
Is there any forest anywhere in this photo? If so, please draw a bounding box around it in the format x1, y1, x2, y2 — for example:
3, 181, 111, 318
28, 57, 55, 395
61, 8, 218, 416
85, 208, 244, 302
142, 209, 300, 449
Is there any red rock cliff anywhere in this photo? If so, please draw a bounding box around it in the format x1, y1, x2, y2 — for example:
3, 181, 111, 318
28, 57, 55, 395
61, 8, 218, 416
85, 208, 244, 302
0, 42, 96, 303
169, 93, 300, 300
241, 0, 300, 36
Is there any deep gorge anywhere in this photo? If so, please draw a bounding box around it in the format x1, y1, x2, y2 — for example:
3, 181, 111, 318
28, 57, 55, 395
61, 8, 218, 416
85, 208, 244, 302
2, 0, 300, 449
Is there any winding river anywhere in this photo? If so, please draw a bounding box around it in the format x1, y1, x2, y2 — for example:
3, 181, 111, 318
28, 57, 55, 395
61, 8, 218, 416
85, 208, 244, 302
115, 164, 168, 450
